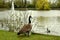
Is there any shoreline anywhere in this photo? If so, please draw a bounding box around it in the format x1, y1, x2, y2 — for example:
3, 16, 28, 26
0, 8, 60, 11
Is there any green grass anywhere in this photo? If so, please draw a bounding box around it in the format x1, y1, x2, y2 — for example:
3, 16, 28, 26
0, 30, 60, 40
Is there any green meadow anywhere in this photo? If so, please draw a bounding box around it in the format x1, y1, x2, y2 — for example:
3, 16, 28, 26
0, 30, 60, 40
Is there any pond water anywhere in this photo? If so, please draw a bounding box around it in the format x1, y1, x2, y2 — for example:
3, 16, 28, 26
0, 10, 60, 36
0, 10, 60, 18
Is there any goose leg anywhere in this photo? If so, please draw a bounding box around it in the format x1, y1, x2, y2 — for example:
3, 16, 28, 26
27, 31, 31, 37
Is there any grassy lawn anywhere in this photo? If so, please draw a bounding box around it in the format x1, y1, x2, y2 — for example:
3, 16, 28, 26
0, 30, 60, 40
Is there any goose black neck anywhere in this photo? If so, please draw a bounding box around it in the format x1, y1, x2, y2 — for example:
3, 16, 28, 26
29, 16, 31, 24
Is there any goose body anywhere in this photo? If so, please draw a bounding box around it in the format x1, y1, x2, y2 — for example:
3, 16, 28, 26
17, 15, 32, 36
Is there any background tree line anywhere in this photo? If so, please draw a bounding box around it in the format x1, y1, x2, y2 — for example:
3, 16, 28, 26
14, 0, 50, 10
0, 0, 11, 8
0, 0, 60, 10
50, 0, 60, 9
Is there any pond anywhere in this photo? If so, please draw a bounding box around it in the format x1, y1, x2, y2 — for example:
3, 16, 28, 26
0, 10, 60, 18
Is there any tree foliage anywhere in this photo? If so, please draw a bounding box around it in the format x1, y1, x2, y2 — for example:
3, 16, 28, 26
35, 0, 50, 10
14, 0, 22, 8
0, 0, 11, 8
57, 0, 60, 8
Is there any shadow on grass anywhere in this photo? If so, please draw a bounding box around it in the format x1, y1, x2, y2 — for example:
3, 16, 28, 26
17, 34, 30, 38
17, 34, 31, 40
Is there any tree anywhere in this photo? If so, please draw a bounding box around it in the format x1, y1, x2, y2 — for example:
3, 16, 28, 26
35, 0, 50, 10
27, 1, 35, 8
14, 0, 21, 8
14, 0, 27, 8
0, 0, 11, 8
57, 0, 60, 8
0, 0, 4, 8
44, 0, 50, 10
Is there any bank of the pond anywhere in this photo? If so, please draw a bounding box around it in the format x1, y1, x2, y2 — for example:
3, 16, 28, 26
0, 30, 60, 40
0, 8, 11, 11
